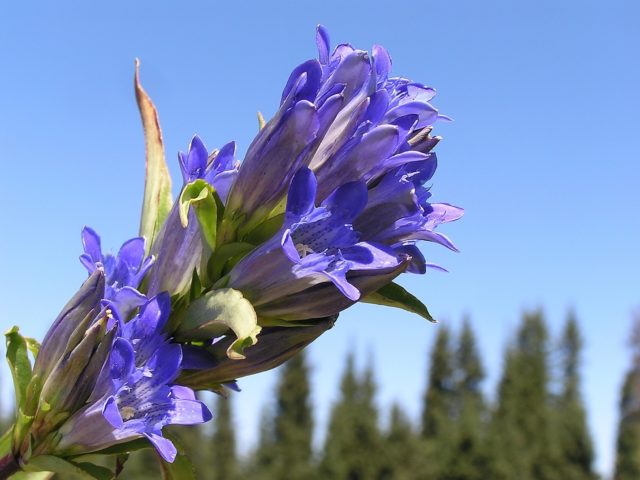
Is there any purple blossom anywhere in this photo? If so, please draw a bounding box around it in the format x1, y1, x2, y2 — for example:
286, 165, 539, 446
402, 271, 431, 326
354, 159, 463, 273
179, 135, 238, 202
80, 227, 153, 316
228, 168, 402, 315
56, 294, 211, 462
146, 136, 237, 297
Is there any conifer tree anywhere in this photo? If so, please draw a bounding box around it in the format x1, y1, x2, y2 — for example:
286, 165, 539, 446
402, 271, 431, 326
210, 394, 238, 480
489, 311, 560, 480
614, 312, 640, 480
421, 325, 456, 478
555, 312, 595, 479
270, 351, 315, 480
321, 354, 383, 480
447, 319, 489, 480
380, 403, 423, 480
244, 405, 277, 480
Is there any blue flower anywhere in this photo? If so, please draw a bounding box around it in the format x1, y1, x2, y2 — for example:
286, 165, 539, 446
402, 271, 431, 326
178, 135, 238, 202
228, 168, 402, 315
56, 294, 211, 462
146, 136, 237, 297
80, 227, 153, 316
354, 158, 463, 273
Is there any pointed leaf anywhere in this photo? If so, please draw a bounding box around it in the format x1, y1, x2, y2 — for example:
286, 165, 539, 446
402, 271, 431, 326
362, 282, 435, 322
5, 327, 32, 410
135, 59, 173, 253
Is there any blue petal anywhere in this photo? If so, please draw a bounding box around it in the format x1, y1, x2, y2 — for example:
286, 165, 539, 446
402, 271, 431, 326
145, 432, 177, 463
286, 167, 317, 219
322, 260, 360, 301
281, 60, 322, 105
322, 181, 368, 222
102, 396, 123, 428
110, 338, 136, 388
316, 24, 331, 64
169, 399, 212, 425
81, 226, 102, 264
372, 45, 392, 83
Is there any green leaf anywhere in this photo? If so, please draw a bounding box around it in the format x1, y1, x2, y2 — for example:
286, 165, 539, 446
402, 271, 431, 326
0, 426, 12, 457
24, 338, 40, 359
178, 179, 219, 251
174, 288, 261, 360
243, 212, 285, 245
207, 242, 255, 282
135, 59, 173, 254
5, 327, 33, 410
362, 282, 436, 322
24, 455, 107, 480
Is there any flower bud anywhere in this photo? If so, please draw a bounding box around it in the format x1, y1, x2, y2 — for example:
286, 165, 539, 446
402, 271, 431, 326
32, 269, 105, 382
178, 316, 336, 389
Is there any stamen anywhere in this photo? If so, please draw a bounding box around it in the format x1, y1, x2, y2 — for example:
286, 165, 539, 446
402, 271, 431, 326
295, 243, 315, 258
120, 406, 136, 421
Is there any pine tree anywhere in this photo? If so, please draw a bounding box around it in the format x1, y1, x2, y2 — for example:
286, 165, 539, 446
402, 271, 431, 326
380, 403, 423, 480
210, 394, 238, 480
244, 405, 277, 480
489, 311, 560, 480
321, 354, 383, 480
446, 319, 489, 480
421, 325, 456, 478
555, 312, 595, 479
614, 312, 640, 480
270, 351, 315, 480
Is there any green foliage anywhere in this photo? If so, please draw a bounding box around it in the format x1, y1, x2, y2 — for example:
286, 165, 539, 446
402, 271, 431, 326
380, 404, 424, 480
446, 320, 490, 480
363, 282, 435, 322
210, 395, 238, 480
488, 311, 561, 480
420, 325, 456, 478
614, 313, 640, 480
555, 312, 596, 479
135, 60, 173, 253
320, 355, 384, 480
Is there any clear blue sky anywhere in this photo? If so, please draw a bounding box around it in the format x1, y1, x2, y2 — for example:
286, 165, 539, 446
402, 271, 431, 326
0, 0, 638, 476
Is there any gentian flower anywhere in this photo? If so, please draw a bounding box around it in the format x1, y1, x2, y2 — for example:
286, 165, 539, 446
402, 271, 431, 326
354, 158, 464, 273
227, 167, 402, 316
178, 135, 238, 203
80, 227, 153, 316
55, 294, 211, 462
147, 136, 237, 297
305, 25, 449, 200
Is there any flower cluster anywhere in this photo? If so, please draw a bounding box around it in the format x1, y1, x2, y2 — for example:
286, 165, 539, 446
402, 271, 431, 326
0, 26, 461, 478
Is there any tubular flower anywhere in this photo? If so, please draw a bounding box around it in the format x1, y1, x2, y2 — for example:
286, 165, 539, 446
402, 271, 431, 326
354, 158, 464, 273
55, 295, 211, 462
228, 167, 402, 315
80, 227, 153, 316
147, 136, 237, 297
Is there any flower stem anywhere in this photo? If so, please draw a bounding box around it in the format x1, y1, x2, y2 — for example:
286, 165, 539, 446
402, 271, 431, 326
0, 453, 19, 480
